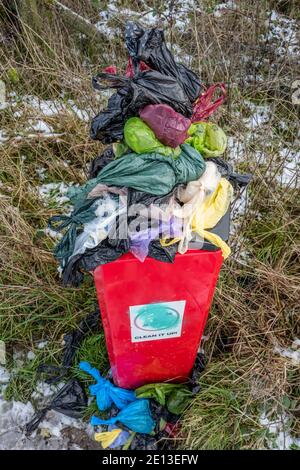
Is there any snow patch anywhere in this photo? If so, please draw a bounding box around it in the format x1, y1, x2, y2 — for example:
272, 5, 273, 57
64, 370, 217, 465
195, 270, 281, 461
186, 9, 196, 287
260, 410, 300, 450
0, 367, 10, 384
213, 1, 237, 18
243, 102, 271, 129
38, 182, 73, 208
0, 129, 8, 143
28, 119, 54, 134
264, 10, 300, 57
275, 341, 300, 365
37, 341, 48, 350
36, 167, 47, 181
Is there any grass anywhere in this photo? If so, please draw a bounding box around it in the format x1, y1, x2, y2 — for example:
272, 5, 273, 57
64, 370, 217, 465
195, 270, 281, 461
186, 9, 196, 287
0, 0, 299, 450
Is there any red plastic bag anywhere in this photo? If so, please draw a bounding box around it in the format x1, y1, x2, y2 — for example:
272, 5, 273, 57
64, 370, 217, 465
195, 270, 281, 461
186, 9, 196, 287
103, 65, 117, 74
103, 58, 150, 78
139, 104, 191, 148
125, 57, 150, 78
192, 83, 226, 122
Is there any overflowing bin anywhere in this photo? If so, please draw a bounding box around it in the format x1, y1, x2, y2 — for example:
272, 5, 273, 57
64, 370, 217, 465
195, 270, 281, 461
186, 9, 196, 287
94, 249, 222, 389
47, 20, 252, 442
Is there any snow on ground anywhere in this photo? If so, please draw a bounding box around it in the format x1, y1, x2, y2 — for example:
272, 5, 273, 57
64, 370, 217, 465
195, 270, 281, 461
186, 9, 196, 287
260, 410, 300, 450
0, 364, 95, 450
274, 338, 300, 365
95, 0, 199, 35
243, 102, 272, 129
38, 182, 75, 239
277, 147, 300, 188
213, 1, 237, 18
38, 182, 73, 207
0, 129, 8, 143
264, 10, 300, 57
28, 119, 54, 134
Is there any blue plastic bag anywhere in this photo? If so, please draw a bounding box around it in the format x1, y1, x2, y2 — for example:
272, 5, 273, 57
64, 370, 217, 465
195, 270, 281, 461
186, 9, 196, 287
91, 399, 155, 434
79, 361, 136, 411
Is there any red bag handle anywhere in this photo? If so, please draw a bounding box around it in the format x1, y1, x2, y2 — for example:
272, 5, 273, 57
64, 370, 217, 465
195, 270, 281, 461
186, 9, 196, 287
191, 83, 226, 122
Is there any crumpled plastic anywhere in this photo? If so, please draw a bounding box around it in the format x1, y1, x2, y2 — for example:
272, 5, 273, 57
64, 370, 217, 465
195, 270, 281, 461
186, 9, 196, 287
94, 428, 122, 449
129, 217, 182, 262
186, 121, 227, 157
49, 197, 100, 266
91, 399, 155, 435
191, 83, 226, 122
124, 117, 180, 157
194, 178, 233, 230
95, 425, 130, 449
90, 70, 193, 143
125, 21, 201, 104
60, 187, 179, 287
206, 157, 252, 189
51, 144, 205, 268
135, 383, 192, 415
25, 379, 87, 435
62, 237, 178, 287
69, 192, 127, 261
88, 146, 115, 180
191, 178, 233, 258
79, 361, 136, 411
177, 161, 221, 204
139, 103, 191, 148
37, 308, 100, 384
174, 161, 221, 254
162, 176, 233, 258
70, 144, 206, 203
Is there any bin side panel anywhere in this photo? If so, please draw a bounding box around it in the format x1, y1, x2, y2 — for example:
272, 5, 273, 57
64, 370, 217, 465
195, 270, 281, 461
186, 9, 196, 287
94, 250, 222, 389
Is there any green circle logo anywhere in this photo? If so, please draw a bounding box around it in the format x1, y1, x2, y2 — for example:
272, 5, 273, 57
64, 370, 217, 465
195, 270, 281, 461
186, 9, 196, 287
134, 304, 180, 331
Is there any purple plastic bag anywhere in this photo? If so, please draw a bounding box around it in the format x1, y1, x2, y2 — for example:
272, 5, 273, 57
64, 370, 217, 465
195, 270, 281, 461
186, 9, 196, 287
129, 217, 182, 262
140, 104, 191, 148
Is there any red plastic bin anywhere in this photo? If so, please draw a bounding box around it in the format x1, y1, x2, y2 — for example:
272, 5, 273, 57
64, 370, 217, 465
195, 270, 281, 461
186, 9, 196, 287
94, 249, 223, 389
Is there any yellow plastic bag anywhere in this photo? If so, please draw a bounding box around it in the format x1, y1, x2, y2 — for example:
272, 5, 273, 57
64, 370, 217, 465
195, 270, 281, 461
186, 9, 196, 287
94, 429, 122, 449
192, 178, 233, 258
193, 178, 233, 229
161, 178, 233, 259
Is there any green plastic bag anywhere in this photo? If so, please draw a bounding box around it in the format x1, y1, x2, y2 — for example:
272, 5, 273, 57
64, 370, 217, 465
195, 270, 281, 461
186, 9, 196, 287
135, 383, 186, 406
51, 144, 206, 266
69, 143, 206, 203
135, 383, 192, 415
124, 117, 180, 157
167, 388, 193, 415
185, 121, 227, 157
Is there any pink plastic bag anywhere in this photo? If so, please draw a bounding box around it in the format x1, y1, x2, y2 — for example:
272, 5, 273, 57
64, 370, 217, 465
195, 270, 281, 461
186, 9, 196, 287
139, 104, 191, 148
191, 83, 226, 122
103, 58, 150, 78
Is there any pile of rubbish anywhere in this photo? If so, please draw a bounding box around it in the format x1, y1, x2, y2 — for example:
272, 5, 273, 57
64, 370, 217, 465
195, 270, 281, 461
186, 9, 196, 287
41, 22, 252, 449
25, 308, 205, 449
49, 21, 251, 287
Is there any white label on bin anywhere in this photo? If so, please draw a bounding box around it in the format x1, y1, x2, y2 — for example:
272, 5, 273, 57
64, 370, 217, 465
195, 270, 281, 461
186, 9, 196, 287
129, 300, 185, 343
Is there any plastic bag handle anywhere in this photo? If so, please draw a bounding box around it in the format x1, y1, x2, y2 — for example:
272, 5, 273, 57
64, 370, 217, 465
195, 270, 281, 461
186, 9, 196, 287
92, 73, 130, 91
192, 83, 226, 122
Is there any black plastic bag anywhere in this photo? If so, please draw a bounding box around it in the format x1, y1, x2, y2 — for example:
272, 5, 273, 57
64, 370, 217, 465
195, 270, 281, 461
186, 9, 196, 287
148, 240, 178, 263
206, 157, 252, 189
89, 146, 115, 180
125, 21, 201, 104
37, 309, 100, 384
90, 71, 193, 143
25, 379, 87, 435
62, 239, 178, 287
62, 231, 130, 287
62, 187, 179, 286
